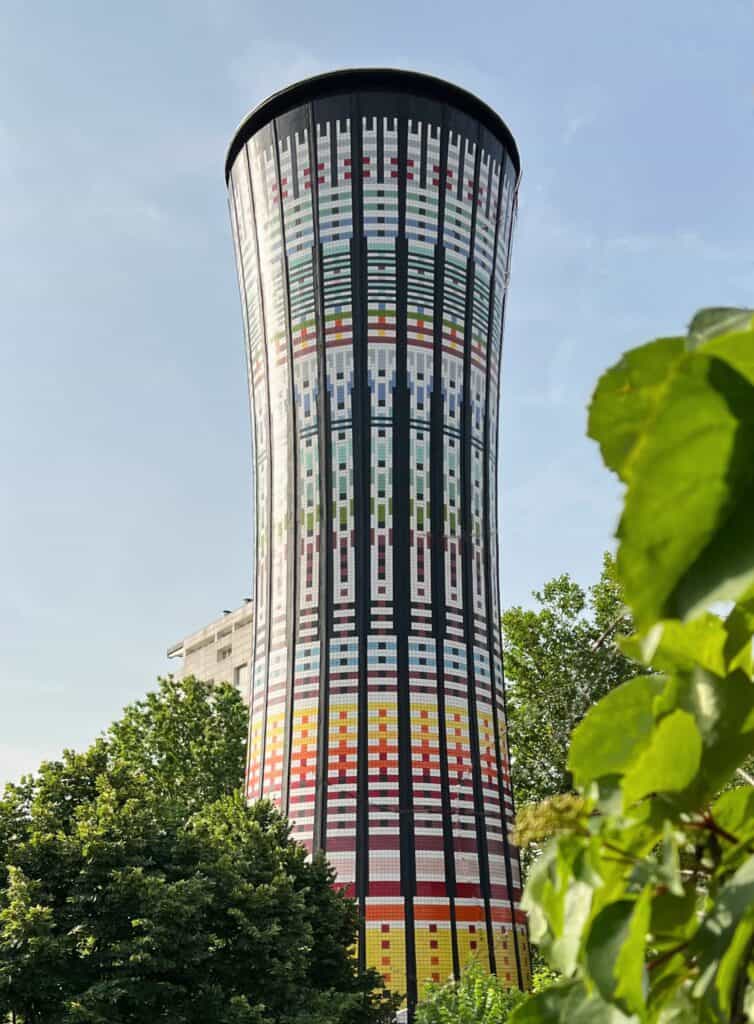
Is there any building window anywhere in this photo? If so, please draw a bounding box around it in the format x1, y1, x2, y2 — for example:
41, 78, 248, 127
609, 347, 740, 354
234, 663, 250, 699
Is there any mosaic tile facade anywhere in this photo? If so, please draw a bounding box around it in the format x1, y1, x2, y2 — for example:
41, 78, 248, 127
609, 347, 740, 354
227, 73, 527, 1015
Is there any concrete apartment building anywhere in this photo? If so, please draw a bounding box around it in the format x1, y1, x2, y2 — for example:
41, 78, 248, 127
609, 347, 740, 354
167, 600, 253, 702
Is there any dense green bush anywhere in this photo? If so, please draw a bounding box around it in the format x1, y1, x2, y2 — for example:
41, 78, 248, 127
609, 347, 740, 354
414, 960, 524, 1024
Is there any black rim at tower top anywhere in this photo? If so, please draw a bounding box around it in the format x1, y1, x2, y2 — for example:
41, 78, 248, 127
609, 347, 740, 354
224, 67, 521, 183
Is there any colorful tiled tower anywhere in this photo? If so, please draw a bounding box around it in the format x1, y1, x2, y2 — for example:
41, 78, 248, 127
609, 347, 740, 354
225, 69, 528, 1013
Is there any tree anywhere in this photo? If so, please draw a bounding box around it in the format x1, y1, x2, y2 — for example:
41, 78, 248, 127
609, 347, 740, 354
511, 308, 754, 1022
0, 677, 397, 1024
503, 554, 639, 809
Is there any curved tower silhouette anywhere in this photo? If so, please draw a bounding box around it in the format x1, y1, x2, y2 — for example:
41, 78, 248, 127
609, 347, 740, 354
225, 69, 528, 1010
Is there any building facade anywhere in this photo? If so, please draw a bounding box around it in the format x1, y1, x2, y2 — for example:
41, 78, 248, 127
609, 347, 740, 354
225, 69, 527, 1009
167, 601, 253, 701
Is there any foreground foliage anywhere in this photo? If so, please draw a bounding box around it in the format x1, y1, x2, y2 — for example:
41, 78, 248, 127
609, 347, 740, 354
511, 308, 754, 1023
0, 678, 397, 1024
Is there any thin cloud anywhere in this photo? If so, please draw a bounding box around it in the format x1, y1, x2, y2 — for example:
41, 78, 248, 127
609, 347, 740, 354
563, 111, 596, 144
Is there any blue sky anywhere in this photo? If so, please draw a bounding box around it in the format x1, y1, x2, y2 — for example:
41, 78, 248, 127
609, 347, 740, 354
1, 1, 752, 785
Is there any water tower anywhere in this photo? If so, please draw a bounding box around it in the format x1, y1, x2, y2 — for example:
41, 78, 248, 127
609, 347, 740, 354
225, 68, 527, 1012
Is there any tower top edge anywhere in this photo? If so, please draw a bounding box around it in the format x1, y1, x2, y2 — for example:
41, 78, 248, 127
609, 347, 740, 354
224, 67, 521, 184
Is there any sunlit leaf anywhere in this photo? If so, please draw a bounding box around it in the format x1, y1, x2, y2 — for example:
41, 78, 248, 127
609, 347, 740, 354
622, 710, 702, 807
620, 614, 728, 676
587, 337, 684, 481
568, 675, 665, 787
657, 669, 754, 806
523, 836, 600, 976
616, 352, 754, 627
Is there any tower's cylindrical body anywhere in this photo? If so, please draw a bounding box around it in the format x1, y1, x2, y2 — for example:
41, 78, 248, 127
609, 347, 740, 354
225, 69, 527, 1007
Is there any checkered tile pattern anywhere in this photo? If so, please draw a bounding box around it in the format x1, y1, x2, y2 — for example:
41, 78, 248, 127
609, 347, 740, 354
227, 86, 527, 1013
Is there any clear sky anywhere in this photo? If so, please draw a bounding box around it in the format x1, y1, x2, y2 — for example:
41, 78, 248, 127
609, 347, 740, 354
1, 1, 752, 786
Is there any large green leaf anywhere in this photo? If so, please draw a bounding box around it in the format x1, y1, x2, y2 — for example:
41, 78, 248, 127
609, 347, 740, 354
510, 980, 638, 1023
669, 492, 754, 625
509, 982, 581, 1023
568, 675, 666, 788
622, 710, 702, 807
616, 353, 754, 627
649, 884, 698, 943
587, 337, 685, 481
655, 670, 754, 807
620, 615, 728, 676
585, 889, 650, 1013
701, 326, 754, 388
523, 836, 600, 976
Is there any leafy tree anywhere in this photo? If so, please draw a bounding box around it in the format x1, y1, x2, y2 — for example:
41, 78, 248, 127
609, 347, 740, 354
503, 554, 639, 808
0, 677, 397, 1024
510, 308, 754, 1023
415, 959, 524, 1024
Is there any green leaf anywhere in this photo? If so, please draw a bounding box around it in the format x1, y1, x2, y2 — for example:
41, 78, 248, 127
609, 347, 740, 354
687, 307, 754, 348
653, 987, 705, 1023
700, 326, 754, 390
622, 710, 702, 807
649, 884, 698, 943
620, 614, 728, 676
568, 675, 665, 788
711, 787, 754, 841
631, 823, 685, 898
657, 670, 754, 805
510, 982, 581, 1023
585, 889, 650, 1013
523, 836, 600, 976
615, 352, 754, 627
510, 980, 638, 1023
710, 787, 754, 872
724, 590, 754, 678
587, 337, 685, 481
744, 983, 754, 1022
691, 853, 754, 1017
623, 604, 754, 680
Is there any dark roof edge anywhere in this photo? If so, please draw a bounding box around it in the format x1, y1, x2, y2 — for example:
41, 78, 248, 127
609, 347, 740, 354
224, 68, 521, 183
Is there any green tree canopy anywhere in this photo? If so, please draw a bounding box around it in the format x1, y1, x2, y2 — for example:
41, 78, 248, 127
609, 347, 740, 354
0, 677, 396, 1024
503, 554, 640, 809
